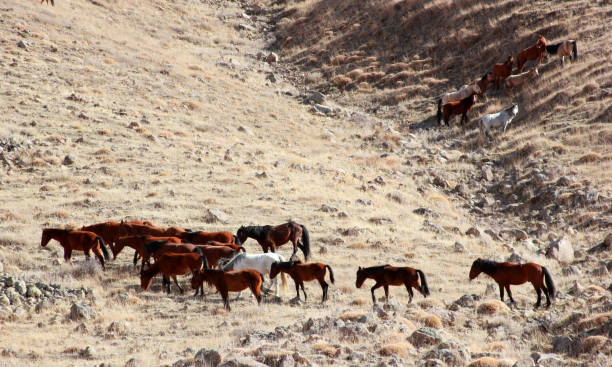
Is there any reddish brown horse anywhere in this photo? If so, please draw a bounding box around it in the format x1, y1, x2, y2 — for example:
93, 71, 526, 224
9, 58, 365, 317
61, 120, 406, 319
191, 257, 262, 310
236, 222, 310, 260
145, 242, 242, 268
439, 93, 477, 128
270, 261, 334, 302
80, 221, 129, 253
41, 228, 111, 269
140, 251, 203, 294
469, 258, 555, 308
517, 34, 547, 72
356, 264, 430, 303
113, 235, 182, 271
492, 56, 514, 89
177, 230, 238, 245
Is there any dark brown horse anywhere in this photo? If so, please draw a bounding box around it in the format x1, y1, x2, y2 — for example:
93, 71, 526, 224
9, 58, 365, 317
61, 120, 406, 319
469, 258, 555, 308
191, 257, 262, 310
270, 261, 335, 302
140, 251, 203, 294
356, 265, 430, 303
177, 230, 239, 245
517, 34, 547, 72
145, 241, 241, 268
113, 235, 182, 271
41, 228, 111, 269
236, 222, 310, 260
492, 56, 514, 89
439, 93, 477, 128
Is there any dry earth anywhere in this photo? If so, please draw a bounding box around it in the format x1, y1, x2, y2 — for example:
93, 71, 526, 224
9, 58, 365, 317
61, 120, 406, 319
0, 0, 610, 366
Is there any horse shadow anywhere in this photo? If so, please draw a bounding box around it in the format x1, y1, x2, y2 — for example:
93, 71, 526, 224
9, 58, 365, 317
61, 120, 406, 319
407, 115, 439, 131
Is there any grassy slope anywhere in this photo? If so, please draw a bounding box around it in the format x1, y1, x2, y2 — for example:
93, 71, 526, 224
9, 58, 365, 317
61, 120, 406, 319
0, 0, 610, 366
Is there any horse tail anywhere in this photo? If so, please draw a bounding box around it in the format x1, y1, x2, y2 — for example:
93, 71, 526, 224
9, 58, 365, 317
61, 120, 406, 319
98, 237, 111, 261
572, 41, 578, 60
233, 235, 242, 246
437, 99, 442, 124
325, 264, 335, 284
194, 247, 206, 269
542, 266, 556, 300
281, 272, 287, 288
416, 270, 430, 297
300, 225, 311, 260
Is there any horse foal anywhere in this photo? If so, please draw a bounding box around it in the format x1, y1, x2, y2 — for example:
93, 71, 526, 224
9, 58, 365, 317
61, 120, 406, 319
140, 252, 203, 294
504, 68, 538, 93
270, 261, 335, 302
191, 268, 262, 310
356, 265, 430, 304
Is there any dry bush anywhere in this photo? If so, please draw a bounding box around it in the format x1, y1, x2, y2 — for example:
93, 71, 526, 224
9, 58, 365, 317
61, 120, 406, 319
348, 242, 367, 249
379, 342, 411, 357
418, 299, 445, 309
356, 72, 384, 83
57, 260, 104, 280
312, 342, 339, 357
418, 313, 442, 329
476, 300, 510, 315
347, 68, 364, 79
332, 75, 352, 88
577, 312, 611, 331
338, 310, 367, 321
579, 336, 608, 354
468, 357, 501, 367
386, 62, 410, 73
357, 82, 372, 93
330, 55, 345, 65
575, 152, 601, 164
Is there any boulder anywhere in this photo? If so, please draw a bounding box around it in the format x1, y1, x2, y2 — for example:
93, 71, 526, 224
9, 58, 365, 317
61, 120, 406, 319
546, 237, 574, 263
219, 357, 267, 367
423, 341, 469, 367
69, 302, 96, 321
194, 349, 221, 367
204, 208, 230, 224
408, 327, 444, 348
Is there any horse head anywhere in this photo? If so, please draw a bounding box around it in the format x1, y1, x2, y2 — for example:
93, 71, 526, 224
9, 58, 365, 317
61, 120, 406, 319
269, 261, 281, 279
40, 229, 51, 247
236, 226, 247, 244
355, 267, 366, 288
537, 34, 547, 47
469, 258, 482, 280
506, 56, 514, 66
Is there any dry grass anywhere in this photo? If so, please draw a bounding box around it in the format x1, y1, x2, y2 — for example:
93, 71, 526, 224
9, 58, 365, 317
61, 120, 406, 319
476, 300, 510, 315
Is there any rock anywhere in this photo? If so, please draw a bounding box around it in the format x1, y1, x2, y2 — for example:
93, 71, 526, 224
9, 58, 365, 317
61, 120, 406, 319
26, 285, 42, 298
592, 264, 609, 276
424, 341, 470, 367
319, 204, 338, 213
69, 302, 96, 321
204, 208, 230, 224
423, 220, 445, 234
552, 335, 578, 355
454, 242, 467, 253
369, 217, 393, 225
238, 125, 254, 136
219, 357, 268, 367
482, 166, 493, 181
546, 237, 574, 263
604, 233, 612, 248
484, 229, 500, 241
408, 327, 444, 348
5, 288, 21, 305
530, 352, 564, 366
107, 321, 127, 335
466, 227, 480, 237
512, 358, 535, 367
307, 91, 326, 104
387, 192, 405, 204
14, 280, 27, 295
506, 252, 524, 263
264, 52, 278, 64
413, 208, 439, 218
62, 154, 76, 165
422, 359, 446, 367
265, 73, 278, 83
263, 353, 294, 367
0, 294, 10, 306
341, 227, 360, 237
78, 346, 95, 359
17, 40, 29, 49
194, 349, 221, 367
453, 294, 475, 308
313, 104, 332, 115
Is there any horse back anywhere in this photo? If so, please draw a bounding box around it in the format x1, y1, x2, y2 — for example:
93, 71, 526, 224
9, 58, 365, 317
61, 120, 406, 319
157, 252, 201, 276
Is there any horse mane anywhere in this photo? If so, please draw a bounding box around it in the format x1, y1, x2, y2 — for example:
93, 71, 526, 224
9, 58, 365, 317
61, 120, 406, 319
277, 260, 301, 269
145, 240, 167, 253
242, 225, 269, 241
479, 73, 489, 82
545, 42, 562, 54
219, 252, 243, 270
476, 259, 499, 274
360, 264, 391, 274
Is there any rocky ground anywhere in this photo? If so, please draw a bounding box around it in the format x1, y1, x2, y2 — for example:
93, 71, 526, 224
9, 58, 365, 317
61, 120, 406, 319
0, 0, 610, 366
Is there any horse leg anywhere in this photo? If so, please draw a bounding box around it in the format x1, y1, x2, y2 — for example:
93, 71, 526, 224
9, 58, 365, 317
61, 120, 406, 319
319, 279, 328, 303
404, 282, 414, 303
370, 282, 383, 303
294, 281, 301, 300
544, 286, 551, 308
92, 246, 105, 270
505, 285, 515, 305
63, 247, 73, 264
163, 276, 171, 294
133, 251, 139, 270
534, 287, 542, 309
383, 285, 389, 303
499, 284, 505, 301
173, 276, 183, 294
300, 281, 307, 301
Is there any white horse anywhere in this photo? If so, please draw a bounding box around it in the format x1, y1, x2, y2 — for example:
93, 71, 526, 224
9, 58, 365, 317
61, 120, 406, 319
479, 104, 519, 140
219, 253, 286, 297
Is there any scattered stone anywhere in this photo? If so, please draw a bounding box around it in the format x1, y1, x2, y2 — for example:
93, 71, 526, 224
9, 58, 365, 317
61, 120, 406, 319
413, 208, 439, 218
78, 346, 95, 359
484, 229, 500, 241
340, 227, 360, 237
546, 237, 574, 263
194, 349, 221, 367
466, 227, 480, 237
69, 302, 96, 321
17, 40, 29, 49
423, 220, 445, 234
204, 208, 230, 224
264, 52, 278, 64
424, 341, 469, 367
454, 242, 467, 253
506, 252, 524, 263
319, 204, 338, 213
62, 154, 76, 165
408, 327, 444, 348
369, 217, 393, 225
219, 357, 268, 367
530, 352, 564, 367
238, 125, 254, 136
307, 91, 326, 104
313, 104, 332, 115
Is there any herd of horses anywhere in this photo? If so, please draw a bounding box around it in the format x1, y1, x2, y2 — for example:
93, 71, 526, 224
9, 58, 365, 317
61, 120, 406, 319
437, 34, 578, 140
40, 219, 556, 310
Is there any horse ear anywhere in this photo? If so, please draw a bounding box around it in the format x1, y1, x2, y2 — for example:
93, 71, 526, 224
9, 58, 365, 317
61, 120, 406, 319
358, 266, 362, 270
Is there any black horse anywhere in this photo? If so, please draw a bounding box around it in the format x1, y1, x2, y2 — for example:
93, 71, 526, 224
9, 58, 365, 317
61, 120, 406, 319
236, 222, 310, 260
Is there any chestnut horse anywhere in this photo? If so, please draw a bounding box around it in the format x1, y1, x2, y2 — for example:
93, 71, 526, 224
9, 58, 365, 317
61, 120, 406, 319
517, 35, 547, 72
145, 241, 242, 268
356, 265, 430, 303
236, 221, 310, 260
113, 235, 182, 271
41, 228, 111, 269
545, 40, 578, 65
492, 56, 514, 89
191, 257, 262, 310
177, 230, 240, 245
140, 251, 203, 294
439, 93, 477, 128
469, 258, 555, 308
437, 72, 492, 121
270, 261, 334, 302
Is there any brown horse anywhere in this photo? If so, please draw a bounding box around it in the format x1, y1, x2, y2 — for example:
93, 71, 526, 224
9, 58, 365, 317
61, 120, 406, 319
113, 235, 182, 271
145, 242, 241, 268
41, 228, 111, 269
140, 251, 203, 294
191, 257, 262, 310
201, 240, 245, 252
80, 221, 129, 254
236, 222, 310, 260
356, 265, 430, 303
517, 35, 547, 72
492, 56, 514, 89
439, 93, 477, 128
469, 258, 555, 308
545, 40, 578, 65
177, 230, 238, 245
269, 261, 334, 302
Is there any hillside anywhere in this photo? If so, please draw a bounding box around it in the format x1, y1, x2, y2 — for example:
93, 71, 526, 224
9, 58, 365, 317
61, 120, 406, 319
0, 0, 611, 366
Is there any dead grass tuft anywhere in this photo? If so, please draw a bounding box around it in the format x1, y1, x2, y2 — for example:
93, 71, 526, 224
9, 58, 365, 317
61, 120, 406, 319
468, 357, 501, 367
476, 300, 510, 315
575, 152, 601, 164
379, 342, 411, 357
338, 310, 367, 321
312, 342, 339, 357
580, 335, 608, 354
577, 313, 611, 331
